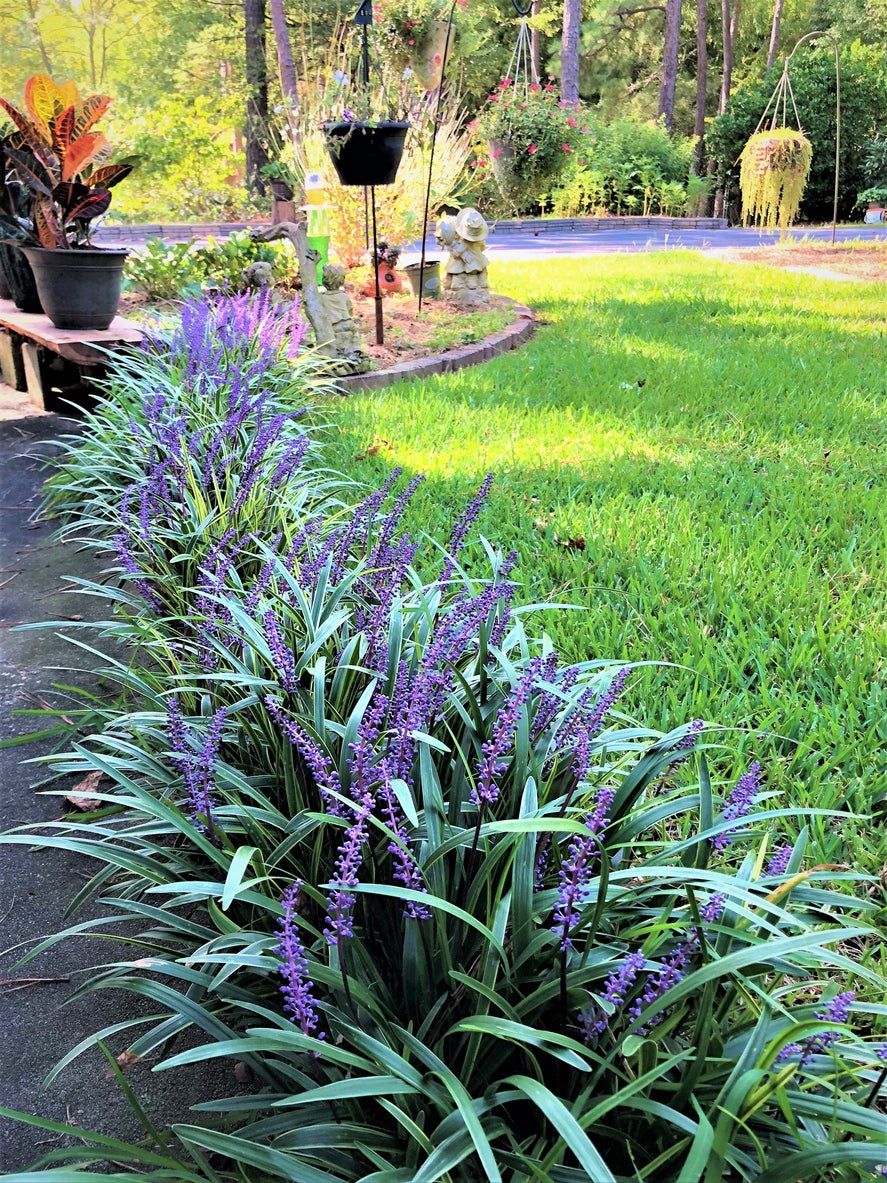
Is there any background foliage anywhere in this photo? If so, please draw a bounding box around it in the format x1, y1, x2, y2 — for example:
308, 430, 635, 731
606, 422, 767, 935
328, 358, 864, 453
1, 0, 884, 224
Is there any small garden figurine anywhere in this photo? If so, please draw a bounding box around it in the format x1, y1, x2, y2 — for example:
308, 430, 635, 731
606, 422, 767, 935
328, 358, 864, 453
438, 207, 490, 309
363, 240, 403, 295
320, 264, 370, 372
242, 260, 274, 290
251, 220, 369, 374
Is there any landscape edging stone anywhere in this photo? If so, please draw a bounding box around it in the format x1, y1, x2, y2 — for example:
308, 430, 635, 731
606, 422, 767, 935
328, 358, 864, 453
335, 297, 536, 394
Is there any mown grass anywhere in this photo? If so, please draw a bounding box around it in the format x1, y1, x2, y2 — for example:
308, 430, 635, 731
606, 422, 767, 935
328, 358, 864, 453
318, 251, 886, 883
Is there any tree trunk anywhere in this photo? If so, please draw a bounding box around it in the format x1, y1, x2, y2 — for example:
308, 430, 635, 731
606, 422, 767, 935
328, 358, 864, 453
766, 0, 784, 70
244, 0, 269, 196
657, 0, 682, 129
269, 0, 298, 103
530, 0, 542, 83
692, 0, 707, 175
561, 0, 581, 105
718, 0, 733, 115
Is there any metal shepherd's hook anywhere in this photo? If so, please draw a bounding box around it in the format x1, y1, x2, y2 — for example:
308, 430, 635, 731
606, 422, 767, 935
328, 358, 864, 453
417, 0, 459, 312
785, 30, 841, 244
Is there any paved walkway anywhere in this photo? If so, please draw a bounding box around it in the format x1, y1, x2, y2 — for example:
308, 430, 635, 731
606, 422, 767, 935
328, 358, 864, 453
0, 419, 233, 1168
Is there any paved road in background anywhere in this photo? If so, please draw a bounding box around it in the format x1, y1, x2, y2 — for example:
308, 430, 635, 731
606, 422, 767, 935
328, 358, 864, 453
99, 221, 887, 259
402, 223, 887, 264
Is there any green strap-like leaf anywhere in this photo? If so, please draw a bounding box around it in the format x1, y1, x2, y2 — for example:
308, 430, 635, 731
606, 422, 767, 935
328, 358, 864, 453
502, 1076, 617, 1182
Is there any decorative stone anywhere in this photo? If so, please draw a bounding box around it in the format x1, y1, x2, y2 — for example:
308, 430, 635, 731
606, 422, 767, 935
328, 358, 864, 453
241, 260, 274, 289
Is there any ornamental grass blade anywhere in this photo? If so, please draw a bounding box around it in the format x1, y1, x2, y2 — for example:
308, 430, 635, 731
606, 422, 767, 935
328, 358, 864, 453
503, 1076, 617, 1182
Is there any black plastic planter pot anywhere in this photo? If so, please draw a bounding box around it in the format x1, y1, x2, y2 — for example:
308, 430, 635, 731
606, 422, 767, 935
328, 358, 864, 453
20, 246, 128, 330
322, 121, 409, 187
0, 242, 42, 313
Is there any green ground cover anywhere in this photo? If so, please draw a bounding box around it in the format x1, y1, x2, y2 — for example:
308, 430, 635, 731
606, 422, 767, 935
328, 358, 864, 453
320, 252, 886, 879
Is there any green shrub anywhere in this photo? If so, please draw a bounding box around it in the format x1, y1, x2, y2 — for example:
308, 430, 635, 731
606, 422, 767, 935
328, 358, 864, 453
124, 231, 298, 300
544, 116, 695, 217
123, 240, 206, 300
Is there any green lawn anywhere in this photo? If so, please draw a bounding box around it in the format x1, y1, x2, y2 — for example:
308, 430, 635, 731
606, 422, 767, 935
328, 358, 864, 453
319, 252, 885, 878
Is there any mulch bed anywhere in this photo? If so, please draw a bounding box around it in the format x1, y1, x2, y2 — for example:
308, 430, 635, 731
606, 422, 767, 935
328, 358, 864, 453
731, 242, 887, 282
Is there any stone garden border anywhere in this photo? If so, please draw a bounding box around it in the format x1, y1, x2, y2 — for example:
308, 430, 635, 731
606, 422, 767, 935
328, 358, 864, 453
335, 296, 536, 394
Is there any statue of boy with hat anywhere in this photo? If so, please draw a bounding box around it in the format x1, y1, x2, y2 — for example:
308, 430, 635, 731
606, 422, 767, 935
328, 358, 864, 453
439, 207, 491, 310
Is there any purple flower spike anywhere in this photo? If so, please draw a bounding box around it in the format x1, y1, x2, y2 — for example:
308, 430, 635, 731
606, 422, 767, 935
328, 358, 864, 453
713, 761, 762, 851
263, 608, 299, 693
627, 893, 726, 1033
265, 696, 344, 816
551, 786, 615, 951
165, 700, 226, 843
580, 950, 646, 1041
765, 845, 793, 877
276, 882, 324, 1039
471, 657, 544, 810
699, 892, 727, 925
379, 770, 431, 920
777, 990, 856, 1067
324, 788, 375, 945
440, 473, 494, 584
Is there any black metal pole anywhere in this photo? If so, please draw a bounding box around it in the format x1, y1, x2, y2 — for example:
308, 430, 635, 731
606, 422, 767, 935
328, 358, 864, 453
371, 185, 384, 344
361, 17, 371, 249
417, 0, 458, 311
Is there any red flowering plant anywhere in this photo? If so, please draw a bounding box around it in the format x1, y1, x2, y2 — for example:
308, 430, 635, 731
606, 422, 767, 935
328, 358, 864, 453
375, 0, 459, 67
377, 0, 448, 41
476, 78, 577, 210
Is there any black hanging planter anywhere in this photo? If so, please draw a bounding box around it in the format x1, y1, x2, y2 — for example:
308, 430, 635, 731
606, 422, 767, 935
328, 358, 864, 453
322, 121, 409, 187
0, 242, 42, 312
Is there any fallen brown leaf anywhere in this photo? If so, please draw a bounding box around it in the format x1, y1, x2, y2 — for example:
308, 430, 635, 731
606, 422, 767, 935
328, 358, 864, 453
66, 769, 103, 810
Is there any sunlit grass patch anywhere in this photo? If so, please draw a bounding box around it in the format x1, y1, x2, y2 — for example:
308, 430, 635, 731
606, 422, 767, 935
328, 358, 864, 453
318, 251, 886, 886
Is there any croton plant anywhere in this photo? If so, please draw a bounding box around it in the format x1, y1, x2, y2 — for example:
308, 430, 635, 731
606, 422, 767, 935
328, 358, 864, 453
0, 74, 136, 249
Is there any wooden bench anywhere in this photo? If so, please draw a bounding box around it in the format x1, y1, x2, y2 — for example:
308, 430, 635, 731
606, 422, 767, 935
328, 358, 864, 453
0, 299, 143, 412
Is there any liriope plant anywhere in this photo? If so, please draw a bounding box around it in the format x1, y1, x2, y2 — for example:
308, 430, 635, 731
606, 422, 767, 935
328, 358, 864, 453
3, 290, 885, 1182
5, 523, 886, 1180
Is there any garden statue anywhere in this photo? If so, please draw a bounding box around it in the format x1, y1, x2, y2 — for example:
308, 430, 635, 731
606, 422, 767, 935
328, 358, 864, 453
241, 260, 274, 290
320, 264, 370, 371
250, 221, 370, 375
437, 207, 490, 309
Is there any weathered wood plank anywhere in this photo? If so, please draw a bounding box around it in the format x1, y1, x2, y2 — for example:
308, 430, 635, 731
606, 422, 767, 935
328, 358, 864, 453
0, 299, 142, 366
21, 342, 47, 411
0, 329, 26, 391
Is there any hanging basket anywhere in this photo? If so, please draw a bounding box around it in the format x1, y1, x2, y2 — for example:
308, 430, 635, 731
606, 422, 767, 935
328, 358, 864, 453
412, 19, 455, 91
739, 129, 812, 232
322, 121, 410, 187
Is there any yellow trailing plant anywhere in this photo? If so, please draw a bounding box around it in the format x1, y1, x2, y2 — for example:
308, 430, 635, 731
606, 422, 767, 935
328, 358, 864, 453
739, 128, 812, 234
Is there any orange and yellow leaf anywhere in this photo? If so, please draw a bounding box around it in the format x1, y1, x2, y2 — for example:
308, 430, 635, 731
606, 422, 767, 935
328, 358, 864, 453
61, 132, 108, 181
74, 95, 112, 138
23, 75, 62, 135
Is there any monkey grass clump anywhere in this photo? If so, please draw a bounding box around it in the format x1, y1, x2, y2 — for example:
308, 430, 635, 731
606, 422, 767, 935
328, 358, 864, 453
740, 128, 812, 233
